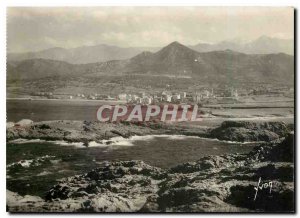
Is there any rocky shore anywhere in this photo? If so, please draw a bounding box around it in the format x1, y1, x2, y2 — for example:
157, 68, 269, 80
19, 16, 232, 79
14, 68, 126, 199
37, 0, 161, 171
7, 120, 207, 144
7, 119, 293, 144
7, 132, 294, 212
209, 121, 293, 142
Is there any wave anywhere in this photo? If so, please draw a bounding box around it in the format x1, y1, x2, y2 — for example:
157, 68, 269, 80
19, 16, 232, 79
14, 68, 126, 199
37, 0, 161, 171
7, 155, 56, 169
51, 140, 85, 148
196, 137, 261, 145
9, 138, 46, 144
8, 134, 259, 149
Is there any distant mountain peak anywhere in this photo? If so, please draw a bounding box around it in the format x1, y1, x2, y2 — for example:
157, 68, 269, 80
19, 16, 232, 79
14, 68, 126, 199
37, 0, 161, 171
159, 41, 196, 54
257, 35, 272, 39
131, 51, 153, 61
168, 41, 181, 45
165, 41, 186, 48
222, 49, 242, 54
190, 35, 293, 55
254, 35, 274, 42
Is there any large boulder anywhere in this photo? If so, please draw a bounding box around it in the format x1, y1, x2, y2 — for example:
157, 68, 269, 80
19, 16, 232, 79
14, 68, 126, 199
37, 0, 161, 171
6, 134, 294, 212
209, 121, 291, 142
6, 122, 15, 128
248, 132, 294, 162
15, 119, 33, 127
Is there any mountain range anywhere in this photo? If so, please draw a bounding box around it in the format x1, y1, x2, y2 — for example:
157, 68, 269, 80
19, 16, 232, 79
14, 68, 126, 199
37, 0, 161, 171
7, 44, 159, 65
190, 36, 293, 55
7, 41, 294, 85
7, 36, 293, 64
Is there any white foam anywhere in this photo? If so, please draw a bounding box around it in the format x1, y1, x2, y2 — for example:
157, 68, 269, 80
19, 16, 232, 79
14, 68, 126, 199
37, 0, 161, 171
88, 141, 109, 148
8, 134, 259, 149
197, 137, 261, 145
51, 140, 84, 148
81, 135, 201, 148
7, 155, 55, 168
12, 159, 32, 168
37, 171, 52, 176
128, 134, 258, 145
129, 134, 199, 141
9, 138, 46, 144
99, 136, 135, 147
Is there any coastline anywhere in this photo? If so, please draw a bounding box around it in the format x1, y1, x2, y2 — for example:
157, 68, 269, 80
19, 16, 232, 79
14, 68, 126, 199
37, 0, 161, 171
7, 132, 294, 212
7, 97, 127, 104
6, 119, 295, 212
6, 119, 293, 144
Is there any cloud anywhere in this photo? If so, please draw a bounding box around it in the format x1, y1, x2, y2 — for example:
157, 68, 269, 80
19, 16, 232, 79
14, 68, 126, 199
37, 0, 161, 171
7, 7, 294, 52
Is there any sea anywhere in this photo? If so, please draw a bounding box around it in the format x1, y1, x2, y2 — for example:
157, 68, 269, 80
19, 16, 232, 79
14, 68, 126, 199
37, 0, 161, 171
6, 98, 291, 197
7, 135, 256, 197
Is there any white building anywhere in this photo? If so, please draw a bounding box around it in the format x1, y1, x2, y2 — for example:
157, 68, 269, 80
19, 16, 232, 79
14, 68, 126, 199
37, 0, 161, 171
143, 96, 153, 105
172, 94, 181, 100
118, 93, 127, 101
193, 94, 201, 103
231, 89, 239, 99
165, 95, 172, 102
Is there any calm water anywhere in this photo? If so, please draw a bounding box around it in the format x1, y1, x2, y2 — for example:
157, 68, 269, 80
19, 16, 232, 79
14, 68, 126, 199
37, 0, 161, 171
7, 135, 255, 197
7, 99, 294, 125
7, 99, 113, 122
6, 99, 275, 198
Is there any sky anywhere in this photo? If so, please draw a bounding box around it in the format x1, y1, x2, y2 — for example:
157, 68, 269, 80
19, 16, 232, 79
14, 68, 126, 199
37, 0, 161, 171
7, 7, 294, 53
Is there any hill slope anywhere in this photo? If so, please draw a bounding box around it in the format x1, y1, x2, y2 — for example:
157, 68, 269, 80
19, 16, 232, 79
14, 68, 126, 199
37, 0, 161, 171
7, 42, 294, 85
7, 44, 159, 64
190, 36, 294, 55
7, 36, 293, 65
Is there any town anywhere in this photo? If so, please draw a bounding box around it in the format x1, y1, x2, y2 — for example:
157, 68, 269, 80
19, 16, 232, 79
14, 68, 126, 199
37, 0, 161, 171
31, 84, 294, 105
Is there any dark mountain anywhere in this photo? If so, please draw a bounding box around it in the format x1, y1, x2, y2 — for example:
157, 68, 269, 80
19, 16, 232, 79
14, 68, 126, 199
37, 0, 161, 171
87, 41, 294, 84
7, 41, 294, 85
125, 41, 201, 75
7, 59, 88, 81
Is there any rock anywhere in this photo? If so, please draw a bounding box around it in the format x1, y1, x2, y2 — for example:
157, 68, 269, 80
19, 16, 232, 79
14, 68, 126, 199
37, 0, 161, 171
33, 123, 51, 129
7, 155, 56, 172
6, 190, 45, 212
268, 132, 294, 162
226, 182, 294, 212
247, 132, 294, 162
16, 119, 34, 127
6, 122, 15, 128
6, 120, 159, 143
6, 132, 294, 212
209, 121, 291, 142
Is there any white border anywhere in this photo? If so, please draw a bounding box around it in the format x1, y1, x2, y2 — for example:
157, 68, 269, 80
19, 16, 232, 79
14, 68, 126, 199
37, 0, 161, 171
1, 0, 300, 6
0, 0, 298, 217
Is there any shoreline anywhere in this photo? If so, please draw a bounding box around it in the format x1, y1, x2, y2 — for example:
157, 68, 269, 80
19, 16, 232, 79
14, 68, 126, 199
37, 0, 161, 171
6, 97, 126, 103
6, 132, 294, 212
6, 119, 293, 144
7, 134, 262, 147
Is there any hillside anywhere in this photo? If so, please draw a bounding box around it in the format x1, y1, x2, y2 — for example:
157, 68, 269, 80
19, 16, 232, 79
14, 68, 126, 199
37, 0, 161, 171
7, 45, 159, 64
7, 59, 89, 81
7, 41, 294, 86
190, 36, 294, 55
7, 36, 293, 65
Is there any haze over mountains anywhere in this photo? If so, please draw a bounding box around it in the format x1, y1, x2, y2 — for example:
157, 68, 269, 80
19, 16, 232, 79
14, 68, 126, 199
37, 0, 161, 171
7, 40, 294, 86
7, 44, 160, 65
8, 36, 293, 64
190, 36, 293, 55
